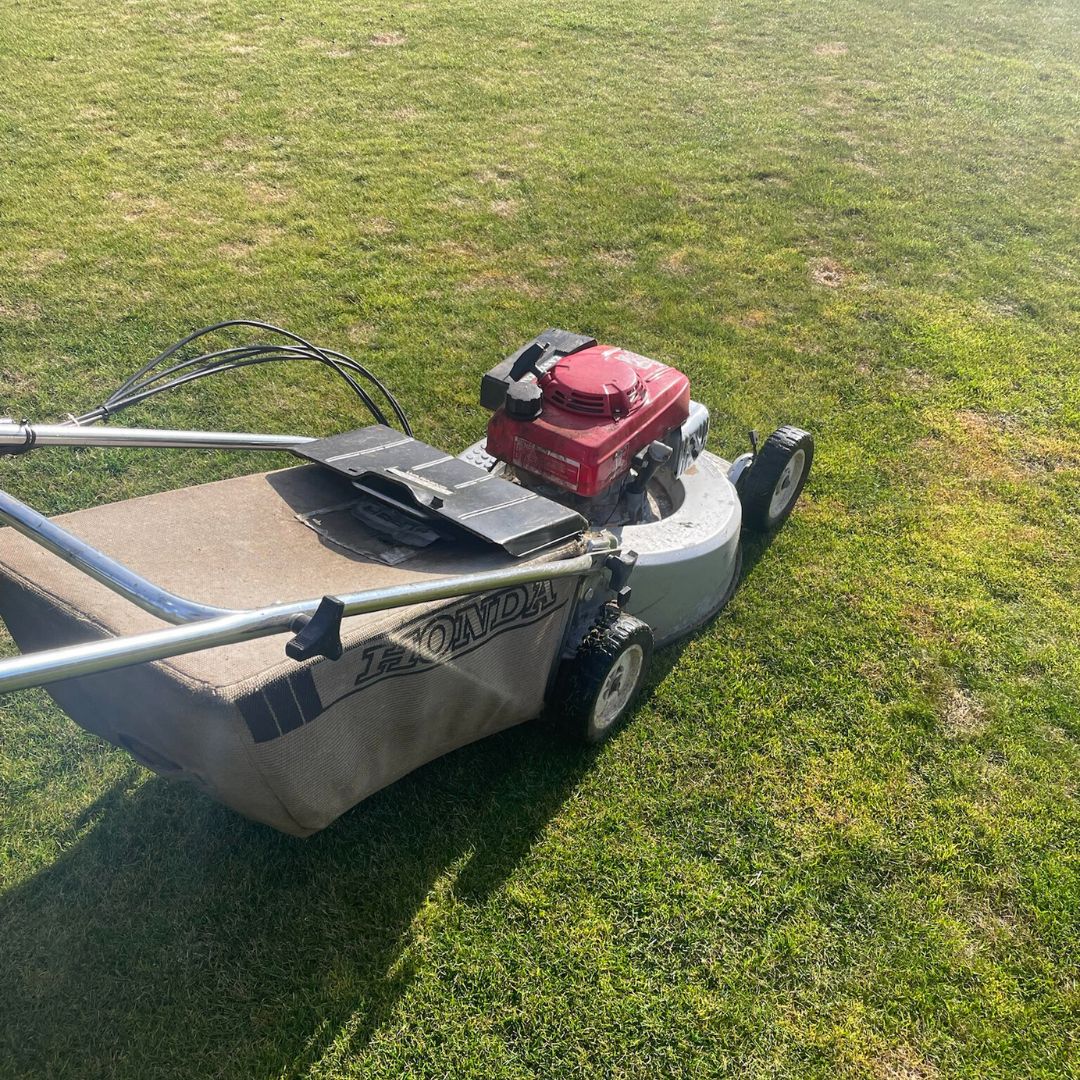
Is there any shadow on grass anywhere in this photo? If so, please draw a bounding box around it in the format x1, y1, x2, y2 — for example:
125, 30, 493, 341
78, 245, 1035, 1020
0, 720, 597, 1078
0, 530, 771, 1078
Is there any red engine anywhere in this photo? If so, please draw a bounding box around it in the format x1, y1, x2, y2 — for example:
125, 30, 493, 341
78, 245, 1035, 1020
486, 344, 690, 497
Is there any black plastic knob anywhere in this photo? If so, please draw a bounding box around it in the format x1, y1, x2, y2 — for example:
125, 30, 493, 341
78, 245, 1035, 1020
504, 380, 543, 421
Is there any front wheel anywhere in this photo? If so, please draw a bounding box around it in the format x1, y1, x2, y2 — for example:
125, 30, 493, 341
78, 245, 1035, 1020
553, 613, 654, 744
739, 426, 814, 533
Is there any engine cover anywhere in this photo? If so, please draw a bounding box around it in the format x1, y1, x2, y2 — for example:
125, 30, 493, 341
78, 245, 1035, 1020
486, 345, 690, 497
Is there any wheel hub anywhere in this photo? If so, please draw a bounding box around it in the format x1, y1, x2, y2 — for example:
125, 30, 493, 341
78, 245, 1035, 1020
593, 643, 645, 731
769, 448, 806, 519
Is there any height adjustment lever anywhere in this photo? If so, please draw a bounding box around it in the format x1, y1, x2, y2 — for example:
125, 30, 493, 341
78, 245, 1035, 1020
625, 441, 673, 522
286, 595, 345, 662
604, 550, 639, 607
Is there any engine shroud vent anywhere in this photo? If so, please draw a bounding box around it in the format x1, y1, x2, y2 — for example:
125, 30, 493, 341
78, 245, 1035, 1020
542, 351, 646, 420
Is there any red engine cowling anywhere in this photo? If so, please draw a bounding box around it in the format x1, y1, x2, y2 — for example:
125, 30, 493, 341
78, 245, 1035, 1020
485, 345, 690, 497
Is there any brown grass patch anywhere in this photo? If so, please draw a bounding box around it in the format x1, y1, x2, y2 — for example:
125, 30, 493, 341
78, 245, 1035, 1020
966, 897, 1023, 947
370, 31, 406, 47
872, 1046, 939, 1080
433, 239, 482, 259
78, 105, 113, 122
217, 226, 281, 262
821, 91, 855, 114
106, 191, 165, 222
2, 366, 37, 397
0, 299, 42, 321
221, 135, 256, 153
943, 688, 987, 738
345, 323, 376, 345
900, 367, 933, 391
475, 166, 517, 185
218, 241, 255, 260
814, 41, 848, 57
596, 249, 635, 268
810, 257, 846, 287
365, 217, 396, 236
899, 600, 940, 643
490, 198, 518, 218
462, 270, 544, 299
660, 249, 693, 275
244, 181, 290, 205
955, 409, 1018, 436
946, 409, 1078, 476
21, 249, 67, 276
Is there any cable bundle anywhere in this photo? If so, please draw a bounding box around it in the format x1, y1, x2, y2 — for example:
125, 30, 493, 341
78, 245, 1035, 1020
71, 320, 412, 435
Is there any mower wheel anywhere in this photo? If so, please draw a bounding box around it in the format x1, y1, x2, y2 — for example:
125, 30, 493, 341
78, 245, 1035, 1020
739, 425, 814, 533
554, 614, 654, 745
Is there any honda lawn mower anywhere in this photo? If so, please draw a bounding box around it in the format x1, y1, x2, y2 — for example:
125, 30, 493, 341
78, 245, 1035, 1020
0, 323, 812, 835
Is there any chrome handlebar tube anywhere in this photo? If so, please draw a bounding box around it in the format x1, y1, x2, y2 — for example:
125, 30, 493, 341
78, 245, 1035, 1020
0, 551, 600, 694
0, 421, 315, 453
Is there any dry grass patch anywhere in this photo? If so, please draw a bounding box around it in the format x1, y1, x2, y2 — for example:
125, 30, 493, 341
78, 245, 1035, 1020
432, 239, 483, 259
660, 249, 694, 275
490, 198, 519, 218
370, 31, 406, 47
244, 181, 290, 205
345, 323, 377, 345
0, 299, 42, 321
364, 217, 397, 236
20, 249, 67, 276
872, 1045, 939, 1080
900, 367, 933, 391
943, 687, 987, 738
475, 166, 517, 185
596, 249, 635, 268
462, 270, 545, 299
220, 135, 257, 153
815, 41, 849, 57
810, 257, 847, 287
106, 192, 166, 223
724, 309, 772, 331
217, 226, 281, 261
948, 409, 1080, 477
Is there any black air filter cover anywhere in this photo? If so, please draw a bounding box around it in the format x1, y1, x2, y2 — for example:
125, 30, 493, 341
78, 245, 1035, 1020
480, 329, 596, 412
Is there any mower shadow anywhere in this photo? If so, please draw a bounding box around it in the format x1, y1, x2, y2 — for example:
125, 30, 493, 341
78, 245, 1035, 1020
0, 721, 596, 1079
0, 529, 775, 1079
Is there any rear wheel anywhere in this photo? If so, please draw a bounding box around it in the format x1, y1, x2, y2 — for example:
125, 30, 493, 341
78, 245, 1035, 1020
554, 613, 654, 744
739, 425, 813, 533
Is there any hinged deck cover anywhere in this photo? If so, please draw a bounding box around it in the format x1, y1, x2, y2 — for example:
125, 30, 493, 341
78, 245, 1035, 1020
291, 425, 586, 557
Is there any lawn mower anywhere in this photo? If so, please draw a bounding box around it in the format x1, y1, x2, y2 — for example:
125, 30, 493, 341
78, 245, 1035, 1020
0, 323, 812, 835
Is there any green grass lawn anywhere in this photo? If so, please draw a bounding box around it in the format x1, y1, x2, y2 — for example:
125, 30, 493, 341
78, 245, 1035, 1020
1, 0, 1078, 1075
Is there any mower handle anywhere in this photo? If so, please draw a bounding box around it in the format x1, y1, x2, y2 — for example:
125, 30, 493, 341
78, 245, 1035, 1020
0, 420, 612, 693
